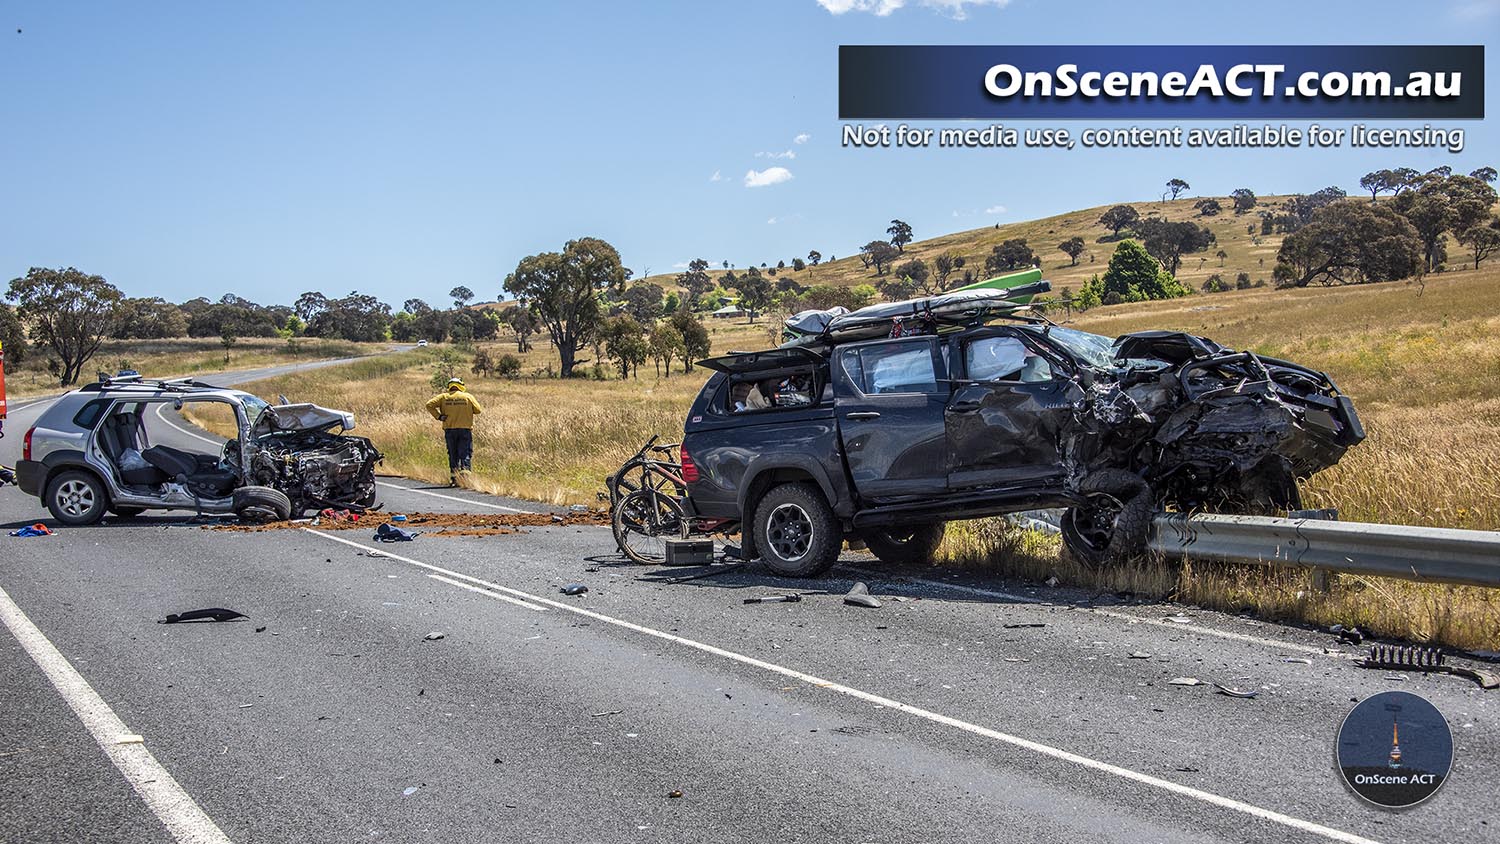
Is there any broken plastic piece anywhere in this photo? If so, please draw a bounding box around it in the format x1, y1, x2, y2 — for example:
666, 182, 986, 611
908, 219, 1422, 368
115, 734, 144, 745
1213, 684, 1259, 699
1168, 677, 1202, 686
423, 631, 445, 641
561, 583, 588, 596
1002, 623, 1045, 629
159, 608, 247, 624
1128, 651, 1153, 659
843, 582, 881, 609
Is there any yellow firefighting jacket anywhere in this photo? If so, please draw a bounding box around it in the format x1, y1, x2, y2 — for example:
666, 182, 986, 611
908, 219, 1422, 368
425, 388, 483, 430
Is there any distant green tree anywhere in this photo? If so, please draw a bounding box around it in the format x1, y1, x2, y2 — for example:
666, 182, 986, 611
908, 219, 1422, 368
622, 283, 665, 325
648, 323, 684, 377
806, 250, 821, 267
1135, 219, 1216, 276
0, 304, 29, 365
1230, 188, 1257, 214
1274, 200, 1422, 287
862, 241, 898, 275
1098, 204, 1140, 236
887, 219, 913, 252
1458, 220, 1500, 270
1058, 237, 1085, 266
1166, 178, 1190, 200
6, 267, 123, 385
503, 237, 623, 377
449, 286, 475, 309
668, 310, 710, 373
1101, 240, 1190, 301
1194, 198, 1223, 217
602, 315, 648, 378
984, 239, 1037, 275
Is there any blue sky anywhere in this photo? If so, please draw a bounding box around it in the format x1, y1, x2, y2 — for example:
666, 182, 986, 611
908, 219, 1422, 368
1, 1, 1496, 305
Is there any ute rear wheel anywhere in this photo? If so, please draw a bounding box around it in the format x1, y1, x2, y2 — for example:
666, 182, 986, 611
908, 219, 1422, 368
1061, 469, 1154, 568
753, 483, 841, 578
862, 522, 946, 566
45, 470, 109, 526
233, 486, 293, 523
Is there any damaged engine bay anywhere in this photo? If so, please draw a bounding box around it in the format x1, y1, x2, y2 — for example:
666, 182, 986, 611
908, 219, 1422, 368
227, 403, 383, 517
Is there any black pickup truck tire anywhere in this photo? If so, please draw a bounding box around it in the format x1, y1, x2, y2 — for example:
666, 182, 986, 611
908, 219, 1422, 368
1061, 469, 1154, 568
753, 483, 841, 578
862, 522, 946, 566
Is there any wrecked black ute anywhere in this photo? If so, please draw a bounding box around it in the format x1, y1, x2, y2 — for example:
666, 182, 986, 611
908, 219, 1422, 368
680, 287, 1364, 576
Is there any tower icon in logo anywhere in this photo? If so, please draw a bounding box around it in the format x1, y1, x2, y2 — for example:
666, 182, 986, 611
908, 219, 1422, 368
1387, 719, 1403, 770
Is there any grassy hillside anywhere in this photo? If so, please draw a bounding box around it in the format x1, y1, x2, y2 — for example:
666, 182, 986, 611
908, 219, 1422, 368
635, 195, 1293, 297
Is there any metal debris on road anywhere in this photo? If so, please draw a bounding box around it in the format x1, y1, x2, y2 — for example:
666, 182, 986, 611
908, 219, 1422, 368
1213, 684, 1259, 699
561, 583, 589, 596
1168, 677, 1202, 686
1360, 644, 1500, 690
1003, 623, 1045, 629
423, 631, 445, 641
115, 734, 144, 745
1128, 652, 1152, 659
254, 626, 267, 633
1164, 615, 1192, 624
1282, 657, 1313, 664
668, 790, 683, 798
591, 710, 624, 717
744, 594, 802, 604
843, 582, 881, 609
158, 608, 248, 624
403, 787, 418, 796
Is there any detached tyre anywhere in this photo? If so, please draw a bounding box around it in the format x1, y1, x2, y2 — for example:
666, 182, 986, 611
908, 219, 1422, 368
45, 470, 109, 526
753, 483, 841, 578
1061, 469, 1154, 568
233, 486, 293, 523
862, 522, 946, 566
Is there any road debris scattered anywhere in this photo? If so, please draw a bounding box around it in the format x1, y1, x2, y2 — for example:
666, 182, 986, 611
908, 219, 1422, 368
254, 626, 267, 633
561, 583, 589, 596
9, 523, 55, 537
1003, 623, 1045, 629
374, 523, 418, 542
1164, 615, 1193, 624
1282, 657, 1313, 665
423, 631, 446, 641
1213, 684, 1259, 699
668, 790, 683, 798
215, 510, 608, 537
744, 594, 802, 604
591, 710, 624, 717
158, 608, 247, 624
642, 563, 745, 585
843, 582, 881, 609
403, 786, 419, 796
115, 734, 144, 745
1128, 652, 1153, 659
1360, 644, 1499, 690
1168, 677, 1202, 686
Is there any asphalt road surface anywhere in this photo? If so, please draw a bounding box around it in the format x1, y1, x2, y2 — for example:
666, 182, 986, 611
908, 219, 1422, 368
1, 361, 1495, 843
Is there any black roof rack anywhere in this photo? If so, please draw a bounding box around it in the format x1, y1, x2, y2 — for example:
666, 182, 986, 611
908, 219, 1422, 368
79, 377, 230, 394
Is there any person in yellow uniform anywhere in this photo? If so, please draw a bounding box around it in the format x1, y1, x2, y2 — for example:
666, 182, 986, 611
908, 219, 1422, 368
425, 378, 483, 486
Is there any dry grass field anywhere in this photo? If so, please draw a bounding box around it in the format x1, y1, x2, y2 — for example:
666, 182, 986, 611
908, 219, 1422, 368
208, 252, 1500, 650
3, 336, 370, 399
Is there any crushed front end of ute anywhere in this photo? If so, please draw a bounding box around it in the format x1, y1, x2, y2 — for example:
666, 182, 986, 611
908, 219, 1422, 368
1069, 331, 1365, 515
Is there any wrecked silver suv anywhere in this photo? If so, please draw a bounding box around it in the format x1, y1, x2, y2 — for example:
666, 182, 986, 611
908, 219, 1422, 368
14, 376, 382, 524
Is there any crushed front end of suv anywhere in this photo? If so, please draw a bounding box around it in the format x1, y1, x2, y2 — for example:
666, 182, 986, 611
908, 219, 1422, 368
679, 282, 1364, 575
14, 376, 382, 524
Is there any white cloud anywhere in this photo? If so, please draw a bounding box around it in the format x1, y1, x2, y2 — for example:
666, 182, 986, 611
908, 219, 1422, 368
984, 204, 1007, 215
709, 169, 723, 182
767, 217, 780, 225
1452, 0, 1499, 21
816, 0, 1011, 18
794, 133, 811, 145
756, 150, 797, 160
744, 167, 793, 188
672, 261, 690, 270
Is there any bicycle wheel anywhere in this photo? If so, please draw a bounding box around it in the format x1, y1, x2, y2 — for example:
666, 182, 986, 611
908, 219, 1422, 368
609, 459, 684, 508
612, 488, 689, 564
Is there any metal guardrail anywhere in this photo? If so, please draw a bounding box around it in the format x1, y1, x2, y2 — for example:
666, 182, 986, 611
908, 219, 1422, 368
1150, 513, 1500, 588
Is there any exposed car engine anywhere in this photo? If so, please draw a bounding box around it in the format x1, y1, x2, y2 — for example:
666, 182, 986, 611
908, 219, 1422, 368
228, 403, 384, 516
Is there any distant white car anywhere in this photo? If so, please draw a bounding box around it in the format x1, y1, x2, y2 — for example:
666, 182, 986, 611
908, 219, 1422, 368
417, 340, 429, 347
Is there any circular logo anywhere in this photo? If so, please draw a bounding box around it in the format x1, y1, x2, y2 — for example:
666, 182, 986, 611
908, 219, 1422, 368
1336, 691, 1453, 808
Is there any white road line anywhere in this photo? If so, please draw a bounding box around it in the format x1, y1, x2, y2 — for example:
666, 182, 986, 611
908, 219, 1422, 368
375, 481, 528, 513
299, 528, 1379, 844
425, 573, 549, 612
844, 567, 1331, 656
0, 584, 233, 844
152, 402, 531, 514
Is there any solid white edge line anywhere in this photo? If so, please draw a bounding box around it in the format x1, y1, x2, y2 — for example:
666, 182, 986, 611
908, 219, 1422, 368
843, 566, 1332, 656
152, 401, 530, 515
299, 528, 1380, 844
0, 584, 233, 844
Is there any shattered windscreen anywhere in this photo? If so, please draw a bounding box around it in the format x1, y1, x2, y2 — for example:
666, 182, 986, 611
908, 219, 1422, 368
1044, 326, 1116, 370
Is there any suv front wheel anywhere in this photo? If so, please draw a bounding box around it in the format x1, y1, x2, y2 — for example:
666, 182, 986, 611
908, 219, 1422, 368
45, 470, 110, 526
752, 483, 841, 578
